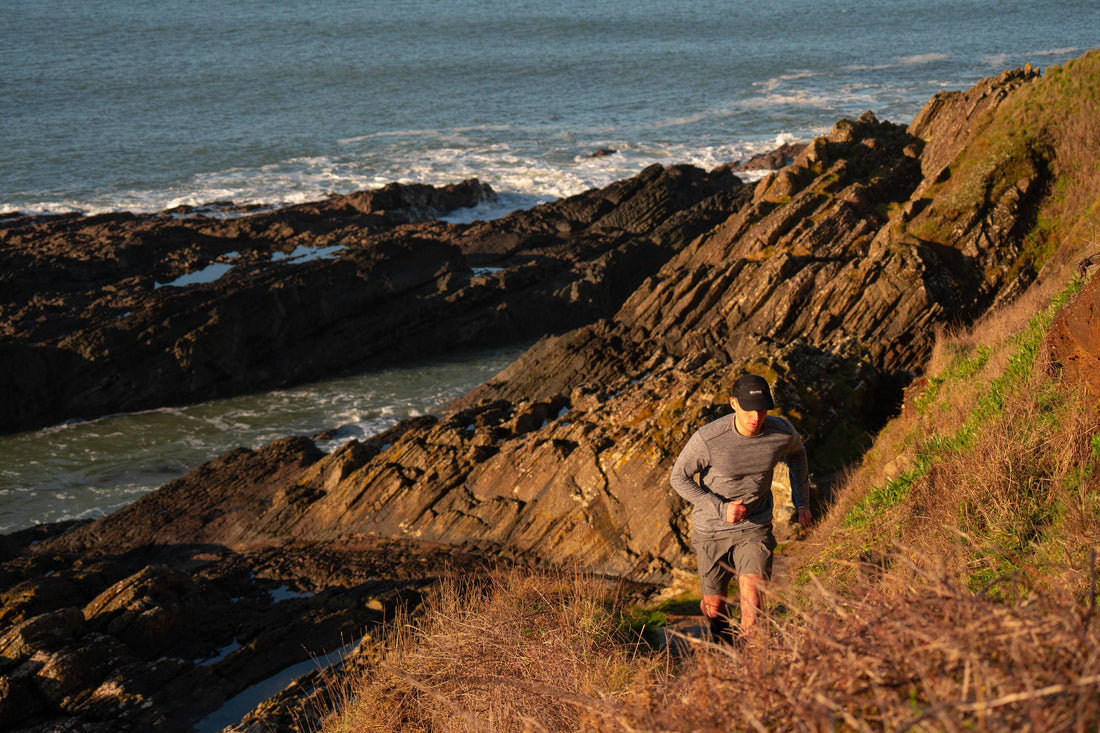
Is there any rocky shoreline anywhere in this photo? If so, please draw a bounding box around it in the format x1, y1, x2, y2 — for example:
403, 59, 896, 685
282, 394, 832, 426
0, 165, 750, 436
4, 61, 1099, 732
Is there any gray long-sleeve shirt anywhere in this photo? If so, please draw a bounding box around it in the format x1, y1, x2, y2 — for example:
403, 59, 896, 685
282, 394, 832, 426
670, 414, 809, 535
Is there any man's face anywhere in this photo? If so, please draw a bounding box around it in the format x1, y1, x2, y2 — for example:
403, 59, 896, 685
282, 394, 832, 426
730, 397, 768, 436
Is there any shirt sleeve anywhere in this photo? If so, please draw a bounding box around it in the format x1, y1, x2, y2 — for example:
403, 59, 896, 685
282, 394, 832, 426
784, 429, 811, 510
670, 431, 726, 520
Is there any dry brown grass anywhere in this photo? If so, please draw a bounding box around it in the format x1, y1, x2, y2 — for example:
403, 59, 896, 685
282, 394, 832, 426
317, 559, 1100, 733
591, 578, 1100, 733
320, 567, 666, 733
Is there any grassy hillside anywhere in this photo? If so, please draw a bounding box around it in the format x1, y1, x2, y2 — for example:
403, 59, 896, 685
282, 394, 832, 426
801, 276, 1099, 602
317, 54, 1100, 732
910, 50, 1100, 288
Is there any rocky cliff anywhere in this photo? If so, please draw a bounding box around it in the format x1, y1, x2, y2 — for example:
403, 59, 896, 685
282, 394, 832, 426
4, 54, 1100, 732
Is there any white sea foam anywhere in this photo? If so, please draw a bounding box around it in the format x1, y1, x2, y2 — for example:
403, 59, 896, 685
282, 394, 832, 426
736, 90, 848, 111
2, 123, 819, 219
898, 53, 952, 66
843, 62, 896, 72
981, 47, 1081, 69
754, 69, 820, 94
1035, 46, 1081, 57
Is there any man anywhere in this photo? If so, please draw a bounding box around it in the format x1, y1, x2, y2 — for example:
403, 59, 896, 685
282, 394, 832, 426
670, 373, 812, 642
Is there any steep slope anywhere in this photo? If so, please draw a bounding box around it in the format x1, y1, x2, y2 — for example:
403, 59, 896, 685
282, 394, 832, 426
795, 270, 1100, 598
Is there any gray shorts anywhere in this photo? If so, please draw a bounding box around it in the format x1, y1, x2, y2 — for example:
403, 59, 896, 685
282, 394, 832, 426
691, 525, 776, 597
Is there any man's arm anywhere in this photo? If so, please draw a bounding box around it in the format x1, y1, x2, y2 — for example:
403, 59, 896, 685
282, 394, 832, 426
670, 431, 728, 521
785, 431, 812, 526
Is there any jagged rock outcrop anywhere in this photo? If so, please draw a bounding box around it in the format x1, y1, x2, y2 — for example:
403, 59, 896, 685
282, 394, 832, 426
461, 68, 1051, 414
0, 167, 748, 435
19, 63, 1057, 583
211, 65, 1059, 586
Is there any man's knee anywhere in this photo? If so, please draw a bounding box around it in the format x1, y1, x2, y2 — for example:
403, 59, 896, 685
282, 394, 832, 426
738, 573, 766, 600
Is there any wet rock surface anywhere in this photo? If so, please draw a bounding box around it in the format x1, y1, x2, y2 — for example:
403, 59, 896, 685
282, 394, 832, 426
4, 64, 1088, 731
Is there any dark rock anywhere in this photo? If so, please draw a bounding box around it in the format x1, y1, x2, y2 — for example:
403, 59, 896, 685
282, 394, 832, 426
2, 530, 481, 731
0, 674, 49, 727
1, 168, 748, 435
1, 607, 87, 670
728, 142, 807, 172
83, 565, 210, 659
1, 575, 85, 628
24, 632, 136, 706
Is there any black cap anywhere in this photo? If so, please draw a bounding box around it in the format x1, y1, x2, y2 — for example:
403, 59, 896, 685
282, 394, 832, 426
732, 374, 775, 411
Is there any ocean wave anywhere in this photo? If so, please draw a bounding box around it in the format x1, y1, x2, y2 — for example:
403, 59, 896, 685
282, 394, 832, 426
1, 142, 791, 219
754, 69, 820, 94
898, 53, 953, 66
1031, 46, 1081, 57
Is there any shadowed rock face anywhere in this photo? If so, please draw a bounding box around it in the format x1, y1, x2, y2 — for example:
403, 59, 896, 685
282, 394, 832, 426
0, 167, 748, 435
2, 63, 1078, 731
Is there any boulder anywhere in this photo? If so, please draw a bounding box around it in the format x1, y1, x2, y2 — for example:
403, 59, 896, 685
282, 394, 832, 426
728, 142, 807, 172
1047, 266, 1100, 399
0, 607, 87, 669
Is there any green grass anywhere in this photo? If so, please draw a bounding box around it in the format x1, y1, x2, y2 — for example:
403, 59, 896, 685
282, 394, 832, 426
809, 277, 1087, 591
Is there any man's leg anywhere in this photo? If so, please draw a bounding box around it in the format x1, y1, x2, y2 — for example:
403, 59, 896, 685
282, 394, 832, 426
700, 593, 736, 643
700, 593, 726, 620
737, 573, 765, 631
731, 528, 776, 635
693, 535, 737, 644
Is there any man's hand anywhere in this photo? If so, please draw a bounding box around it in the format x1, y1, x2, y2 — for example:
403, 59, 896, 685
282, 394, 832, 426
797, 507, 812, 527
725, 499, 746, 524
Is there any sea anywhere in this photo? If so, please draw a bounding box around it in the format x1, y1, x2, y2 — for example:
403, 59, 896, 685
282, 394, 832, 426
2, 0, 1097, 532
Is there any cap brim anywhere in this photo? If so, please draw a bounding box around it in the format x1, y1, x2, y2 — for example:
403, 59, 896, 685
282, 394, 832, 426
737, 396, 774, 411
